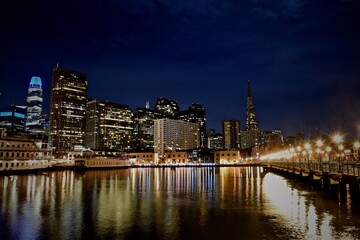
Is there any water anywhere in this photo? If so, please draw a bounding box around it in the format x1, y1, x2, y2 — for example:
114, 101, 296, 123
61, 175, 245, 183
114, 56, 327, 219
1, 167, 360, 239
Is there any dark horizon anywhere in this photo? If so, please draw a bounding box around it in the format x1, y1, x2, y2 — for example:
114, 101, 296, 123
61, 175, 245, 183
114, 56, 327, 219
1, 0, 359, 138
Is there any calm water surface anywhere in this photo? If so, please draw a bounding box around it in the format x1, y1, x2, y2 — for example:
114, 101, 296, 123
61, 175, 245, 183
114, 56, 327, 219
1, 167, 360, 239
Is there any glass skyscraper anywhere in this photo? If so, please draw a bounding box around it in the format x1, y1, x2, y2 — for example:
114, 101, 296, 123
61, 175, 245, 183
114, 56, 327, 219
26, 76, 43, 132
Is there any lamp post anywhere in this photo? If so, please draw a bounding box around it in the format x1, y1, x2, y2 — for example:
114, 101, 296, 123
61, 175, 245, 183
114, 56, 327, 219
304, 142, 311, 161
332, 133, 344, 172
325, 146, 331, 161
296, 146, 302, 161
354, 141, 360, 161
316, 139, 323, 162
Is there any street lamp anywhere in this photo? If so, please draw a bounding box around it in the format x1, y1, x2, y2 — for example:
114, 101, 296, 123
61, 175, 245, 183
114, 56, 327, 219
296, 146, 302, 161
304, 142, 311, 161
354, 141, 360, 161
325, 146, 331, 161
332, 133, 344, 172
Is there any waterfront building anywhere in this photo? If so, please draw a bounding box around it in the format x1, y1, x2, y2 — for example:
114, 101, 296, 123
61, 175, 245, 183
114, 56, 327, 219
222, 120, 240, 150
177, 103, 206, 147
214, 150, 241, 164
134, 107, 163, 151
154, 118, 200, 163
25, 76, 43, 134
241, 80, 261, 150
155, 97, 179, 118
188, 147, 214, 163
0, 134, 51, 171
85, 99, 133, 151
0, 104, 27, 136
49, 66, 88, 155
164, 151, 189, 163
127, 152, 156, 164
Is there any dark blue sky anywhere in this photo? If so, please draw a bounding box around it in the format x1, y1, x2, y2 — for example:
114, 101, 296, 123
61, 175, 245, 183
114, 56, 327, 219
1, 0, 359, 137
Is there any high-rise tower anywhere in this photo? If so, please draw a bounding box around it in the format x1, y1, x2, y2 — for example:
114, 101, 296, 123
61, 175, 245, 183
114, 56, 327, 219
49, 66, 88, 155
222, 120, 240, 150
245, 80, 258, 130
26, 76, 43, 132
241, 80, 261, 151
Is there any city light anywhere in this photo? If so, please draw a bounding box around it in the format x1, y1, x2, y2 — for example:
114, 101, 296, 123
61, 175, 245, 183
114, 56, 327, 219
316, 139, 323, 147
332, 133, 344, 144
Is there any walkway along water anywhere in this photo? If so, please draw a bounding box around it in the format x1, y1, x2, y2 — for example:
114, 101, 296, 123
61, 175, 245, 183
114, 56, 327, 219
261, 160, 360, 200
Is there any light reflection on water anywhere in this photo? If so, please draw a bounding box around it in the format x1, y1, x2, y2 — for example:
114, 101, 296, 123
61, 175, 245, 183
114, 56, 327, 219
1, 167, 360, 239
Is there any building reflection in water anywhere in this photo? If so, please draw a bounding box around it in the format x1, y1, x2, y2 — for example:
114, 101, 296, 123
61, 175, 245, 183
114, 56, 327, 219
1, 167, 360, 239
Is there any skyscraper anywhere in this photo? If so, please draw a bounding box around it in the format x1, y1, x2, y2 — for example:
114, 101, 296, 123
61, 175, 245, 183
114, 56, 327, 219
177, 103, 206, 147
26, 76, 43, 133
49, 66, 88, 155
134, 107, 163, 151
154, 119, 200, 163
241, 80, 261, 150
155, 97, 179, 118
85, 99, 133, 151
245, 80, 258, 131
222, 120, 240, 150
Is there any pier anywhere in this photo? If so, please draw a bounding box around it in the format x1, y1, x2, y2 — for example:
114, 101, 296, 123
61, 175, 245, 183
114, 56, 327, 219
262, 160, 360, 199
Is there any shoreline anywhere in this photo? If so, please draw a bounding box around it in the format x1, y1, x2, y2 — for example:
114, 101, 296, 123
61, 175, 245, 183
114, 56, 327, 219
0, 163, 261, 175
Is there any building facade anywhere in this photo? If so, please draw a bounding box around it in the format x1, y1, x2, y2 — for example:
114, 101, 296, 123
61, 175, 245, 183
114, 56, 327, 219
134, 107, 163, 151
177, 103, 206, 147
49, 66, 88, 155
154, 118, 200, 163
85, 99, 133, 151
222, 120, 240, 150
214, 150, 241, 164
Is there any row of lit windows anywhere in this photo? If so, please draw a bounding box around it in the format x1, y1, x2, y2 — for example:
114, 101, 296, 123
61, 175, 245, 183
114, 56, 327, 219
215, 153, 237, 156
0, 152, 39, 158
0, 142, 34, 148
0, 161, 46, 168
137, 155, 154, 158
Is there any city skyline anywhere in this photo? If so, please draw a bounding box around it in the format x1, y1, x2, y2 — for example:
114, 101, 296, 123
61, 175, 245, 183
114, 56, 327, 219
1, 0, 359, 137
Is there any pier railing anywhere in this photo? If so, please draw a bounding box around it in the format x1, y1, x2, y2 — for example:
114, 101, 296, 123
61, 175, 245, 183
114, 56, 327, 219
262, 160, 360, 177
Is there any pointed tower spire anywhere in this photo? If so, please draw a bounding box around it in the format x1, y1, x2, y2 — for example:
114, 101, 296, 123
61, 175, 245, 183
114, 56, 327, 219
247, 79, 252, 97
245, 80, 258, 131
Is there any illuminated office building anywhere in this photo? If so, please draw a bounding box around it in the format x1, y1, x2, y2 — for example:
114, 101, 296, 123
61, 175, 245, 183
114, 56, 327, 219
222, 120, 240, 150
26, 76, 43, 134
49, 66, 88, 155
177, 103, 206, 147
155, 97, 179, 118
85, 99, 133, 151
134, 107, 163, 151
0, 105, 27, 136
154, 119, 200, 162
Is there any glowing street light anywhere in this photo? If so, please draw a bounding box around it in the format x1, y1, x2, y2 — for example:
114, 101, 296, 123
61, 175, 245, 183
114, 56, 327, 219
316, 139, 323, 148
354, 141, 360, 160
332, 133, 345, 171
332, 133, 344, 144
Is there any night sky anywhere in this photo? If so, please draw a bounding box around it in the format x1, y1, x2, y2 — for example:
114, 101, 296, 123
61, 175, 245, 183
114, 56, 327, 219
1, 0, 359, 137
